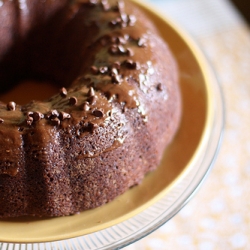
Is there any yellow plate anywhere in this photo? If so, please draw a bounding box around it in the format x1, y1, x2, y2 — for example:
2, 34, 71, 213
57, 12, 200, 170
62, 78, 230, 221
0, 0, 214, 243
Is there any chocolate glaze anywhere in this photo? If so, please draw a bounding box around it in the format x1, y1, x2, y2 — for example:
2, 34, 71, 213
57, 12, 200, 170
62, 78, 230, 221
0, 0, 181, 217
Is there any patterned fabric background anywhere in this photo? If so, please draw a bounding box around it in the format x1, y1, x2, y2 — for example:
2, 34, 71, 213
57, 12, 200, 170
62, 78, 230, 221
125, 0, 250, 249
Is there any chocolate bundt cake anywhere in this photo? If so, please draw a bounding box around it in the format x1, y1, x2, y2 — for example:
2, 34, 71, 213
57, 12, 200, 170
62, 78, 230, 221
0, 0, 181, 218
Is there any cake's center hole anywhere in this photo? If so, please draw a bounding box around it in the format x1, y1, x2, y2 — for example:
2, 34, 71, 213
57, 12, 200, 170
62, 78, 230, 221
0, 80, 59, 105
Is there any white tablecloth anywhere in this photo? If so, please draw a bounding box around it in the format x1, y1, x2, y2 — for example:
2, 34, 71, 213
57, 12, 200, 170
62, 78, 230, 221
125, 0, 250, 249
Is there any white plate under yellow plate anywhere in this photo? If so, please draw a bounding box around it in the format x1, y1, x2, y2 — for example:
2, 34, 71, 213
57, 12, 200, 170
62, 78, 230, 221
0, 0, 222, 244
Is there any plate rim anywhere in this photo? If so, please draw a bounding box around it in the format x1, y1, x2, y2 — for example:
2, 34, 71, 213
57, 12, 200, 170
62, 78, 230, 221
0, 0, 217, 243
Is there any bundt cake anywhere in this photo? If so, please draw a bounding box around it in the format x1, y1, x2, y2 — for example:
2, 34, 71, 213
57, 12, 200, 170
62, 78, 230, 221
0, 0, 181, 218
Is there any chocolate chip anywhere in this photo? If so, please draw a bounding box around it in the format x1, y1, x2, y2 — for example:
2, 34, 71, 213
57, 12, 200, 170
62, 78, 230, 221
88, 95, 97, 105
68, 5, 78, 18
125, 59, 137, 69
136, 62, 141, 70
125, 60, 133, 67
128, 15, 137, 26
138, 37, 147, 47
0, 118, 4, 124
60, 87, 67, 97
118, 45, 126, 53
107, 91, 116, 100
100, 38, 108, 46
120, 13, 128, 24
157, 83, 163, 91
121, 22, 127, 28
59, 111, 71, 120
109, 44, 118, 54
116, 17, 122, 24
88, 87, 95, 97
89, 122, 98, 132
107, 110, 112, 117
109, 20, 117, 27
121, 37, 128, 45
91, 66, 99, 75
117, 0, 124, 12
82, 102, 90, 111
111, 36, 118, 43
117, 122, 124, 128
112, 74, 121, 84
112, 62, 121, 69
101, 0, 110, 11
18, 127, 24, 132
27, 111, 33, 117
124, 34, 130, 41
111, 36, 126, 44
51, 117, 60, 126
111, 67, 119, 76
122, 106, 127, 113
89, 0, 98, 6
126, 48, 134, 56
93, 109, 104, 117
27, 117, 33, 126
7, 101, 16, 111
47, 110, 59, 119
142, 115, 148, 123
33, 111, 44, 121
99, 66, 108, 74
69, 96, 78, 106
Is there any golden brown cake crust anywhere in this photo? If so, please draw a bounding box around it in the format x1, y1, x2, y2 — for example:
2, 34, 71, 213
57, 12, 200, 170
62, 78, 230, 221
0, 0, 181, 217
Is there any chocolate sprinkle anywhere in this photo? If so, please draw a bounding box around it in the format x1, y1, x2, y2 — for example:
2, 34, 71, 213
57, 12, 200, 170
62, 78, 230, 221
60, 87, 68, 97
69, 96, 78, 106
93, 109, 104, 118
7, 101, 16, 111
